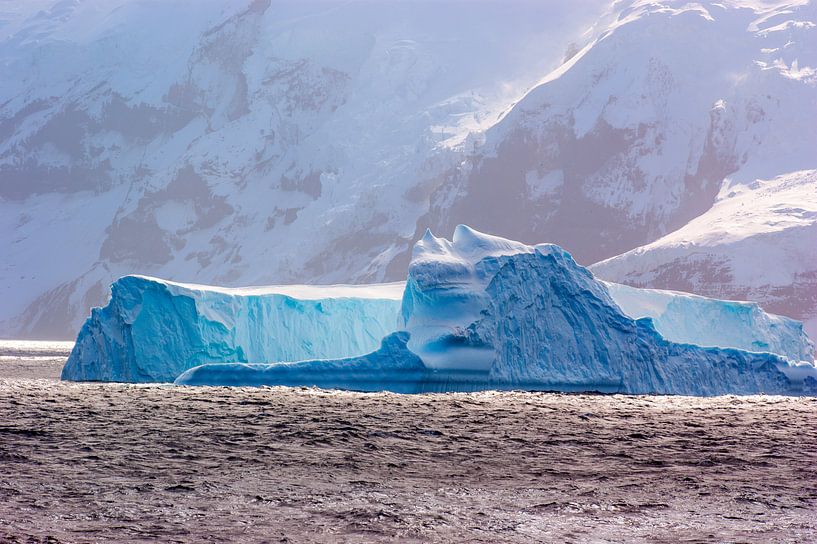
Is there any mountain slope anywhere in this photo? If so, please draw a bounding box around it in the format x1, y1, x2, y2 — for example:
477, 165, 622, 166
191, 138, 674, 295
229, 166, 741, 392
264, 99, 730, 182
0, 0, 605, 338
419, 0, 817, 266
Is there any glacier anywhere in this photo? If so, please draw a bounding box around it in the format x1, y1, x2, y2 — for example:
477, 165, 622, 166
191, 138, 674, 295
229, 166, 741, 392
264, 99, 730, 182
61, 275, 403, 383
174, 226, 817, 396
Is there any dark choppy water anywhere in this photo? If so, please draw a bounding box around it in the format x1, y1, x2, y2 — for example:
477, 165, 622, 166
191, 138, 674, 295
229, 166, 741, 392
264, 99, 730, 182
1, 341, 816, 543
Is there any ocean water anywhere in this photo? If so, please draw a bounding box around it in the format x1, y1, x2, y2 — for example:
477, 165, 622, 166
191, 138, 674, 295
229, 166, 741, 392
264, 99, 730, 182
1, 340, 816, 542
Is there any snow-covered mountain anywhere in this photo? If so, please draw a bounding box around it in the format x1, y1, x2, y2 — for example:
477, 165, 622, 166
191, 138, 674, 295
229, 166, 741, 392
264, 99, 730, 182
0, 0, 607, 338
421, 0, 817, 264
1, 0, 815, 339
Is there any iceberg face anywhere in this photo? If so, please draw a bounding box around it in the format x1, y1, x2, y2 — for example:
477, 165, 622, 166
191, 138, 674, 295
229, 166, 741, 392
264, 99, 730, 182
176, 226, 817, 396
62, 275, 403, 383
604, 282, 815, 363
470, 250, 807, 395
400, 226, 535, 372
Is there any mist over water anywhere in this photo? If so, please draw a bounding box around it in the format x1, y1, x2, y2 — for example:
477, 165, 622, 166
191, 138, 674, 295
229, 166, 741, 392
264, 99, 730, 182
1, 341, 816, 542
0, 340, 72, 380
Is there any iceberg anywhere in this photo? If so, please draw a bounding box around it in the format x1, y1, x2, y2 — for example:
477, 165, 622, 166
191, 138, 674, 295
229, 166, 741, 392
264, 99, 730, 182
604, 282, 814, 363
61, 275, 403, 382
175, 226, 817, 395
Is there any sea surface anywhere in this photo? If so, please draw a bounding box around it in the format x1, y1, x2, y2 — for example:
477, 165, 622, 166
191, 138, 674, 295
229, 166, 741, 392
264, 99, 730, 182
1, 340, 816, 543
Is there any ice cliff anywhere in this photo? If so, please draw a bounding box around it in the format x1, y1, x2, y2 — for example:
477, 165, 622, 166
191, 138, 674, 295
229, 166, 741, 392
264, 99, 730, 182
61, 276, 403, 382
604, 282, 814, 363
176, 226, 817, 395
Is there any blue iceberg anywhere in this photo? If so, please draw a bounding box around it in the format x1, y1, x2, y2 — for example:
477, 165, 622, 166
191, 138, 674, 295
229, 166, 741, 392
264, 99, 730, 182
604, 282, 813, 363
61, 276, 403, 382
174, 226, 817, 395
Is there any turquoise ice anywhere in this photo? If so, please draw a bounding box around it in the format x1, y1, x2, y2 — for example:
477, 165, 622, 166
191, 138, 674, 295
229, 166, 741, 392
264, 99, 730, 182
61, 276, 403, 382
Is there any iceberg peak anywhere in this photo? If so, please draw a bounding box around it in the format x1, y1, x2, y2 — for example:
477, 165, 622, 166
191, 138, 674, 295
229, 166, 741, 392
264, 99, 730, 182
451, 224, 533, 260
413, 228, 451, 260
414, 226, 534, 266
